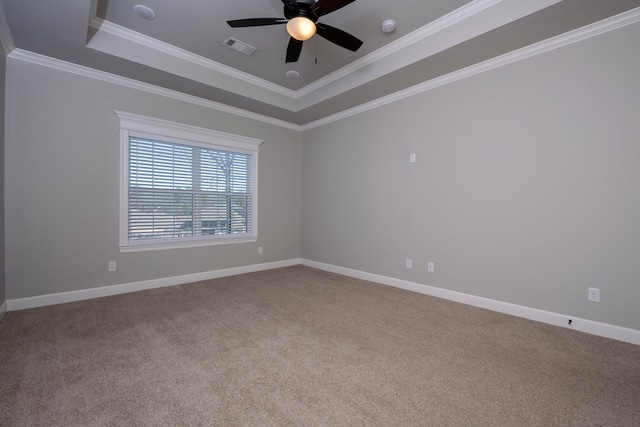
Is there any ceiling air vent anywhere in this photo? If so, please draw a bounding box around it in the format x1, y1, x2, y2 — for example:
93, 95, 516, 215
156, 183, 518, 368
223, 37, 257, 55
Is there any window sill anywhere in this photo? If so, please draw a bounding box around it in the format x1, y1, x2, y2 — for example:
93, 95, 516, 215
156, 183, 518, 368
119, 236, 258, 253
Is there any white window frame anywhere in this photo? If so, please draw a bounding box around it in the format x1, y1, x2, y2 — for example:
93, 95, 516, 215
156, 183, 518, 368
115, 111, 261, 252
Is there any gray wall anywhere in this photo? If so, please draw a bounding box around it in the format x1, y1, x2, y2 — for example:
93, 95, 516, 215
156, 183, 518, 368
4, 16, 639, 334
4, 59, 302, 300
302, 22, 640, 331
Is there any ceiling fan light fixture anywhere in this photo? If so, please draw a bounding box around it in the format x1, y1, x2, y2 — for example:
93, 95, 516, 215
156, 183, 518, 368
286, 17, 316, 41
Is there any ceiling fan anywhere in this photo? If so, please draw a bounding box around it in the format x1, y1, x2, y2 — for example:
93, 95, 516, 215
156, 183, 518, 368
227, 0, 363, 63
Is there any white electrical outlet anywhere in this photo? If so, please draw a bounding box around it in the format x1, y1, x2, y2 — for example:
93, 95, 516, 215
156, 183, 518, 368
588, 287, 600, 302
258, 246, 263, 254
428, 262, 435, 273
108, 261, 117, 272
409, 153, 416, 163
406, 258, 413, 269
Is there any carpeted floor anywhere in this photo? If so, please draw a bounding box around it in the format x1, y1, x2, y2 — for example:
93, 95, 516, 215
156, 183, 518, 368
1, 265, 639, 426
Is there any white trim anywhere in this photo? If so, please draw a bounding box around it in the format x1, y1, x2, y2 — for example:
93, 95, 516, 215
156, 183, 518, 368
7, 49, 302, 131
295, 0, 564, 110
87, 18, 298, 111
89, 1, 505, 103
0, 0, 15, 55
0, 300, 7, 322
120, 236, 258, 253
302, 6, 640, 130
114, 111, 263, 151
5, 259, 639, 345
89, 18, 296, 100
6, 6, 640, 131
297, 0, 506, 97
85, 0, 560, 112
6, 259, 301, 311
300, 259, 640, 346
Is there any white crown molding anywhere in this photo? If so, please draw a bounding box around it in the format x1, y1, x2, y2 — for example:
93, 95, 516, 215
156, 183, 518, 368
295, 0, 563, 110
0, 0, 16, 55
301, 259, 640, 346
85, 1, 504, 107
89, 17, 297, 101
87, 0, 292, 101
6, 259, 302, 311
7, 49, 302, 131
87, 18, 298, 111
8, 5, 639, 131
297, 0, 504, 97
302, 6, 640, 131
85, 0, 562, 113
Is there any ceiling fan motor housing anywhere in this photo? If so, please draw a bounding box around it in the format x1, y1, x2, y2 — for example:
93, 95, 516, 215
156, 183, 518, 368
284, 1, 319, 23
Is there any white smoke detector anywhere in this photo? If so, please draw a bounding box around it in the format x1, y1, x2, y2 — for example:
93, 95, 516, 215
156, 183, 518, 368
382, 20, 396, 34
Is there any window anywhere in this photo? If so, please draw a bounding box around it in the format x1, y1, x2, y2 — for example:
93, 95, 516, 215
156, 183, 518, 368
116, 111, 261, 252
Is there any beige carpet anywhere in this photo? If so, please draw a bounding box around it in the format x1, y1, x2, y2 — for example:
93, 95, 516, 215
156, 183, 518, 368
1, 266, 639, 426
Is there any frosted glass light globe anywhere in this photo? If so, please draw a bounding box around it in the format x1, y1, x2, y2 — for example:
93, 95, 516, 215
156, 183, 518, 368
287, 17, 316, 41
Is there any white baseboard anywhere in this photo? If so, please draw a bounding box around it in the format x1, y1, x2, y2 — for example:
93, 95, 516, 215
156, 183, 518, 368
6, 258, 639, 346
6, 259, 301, 311
301, 259, 640, 346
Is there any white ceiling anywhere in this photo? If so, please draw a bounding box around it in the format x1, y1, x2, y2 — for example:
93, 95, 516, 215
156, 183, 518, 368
2, 0, 640, 125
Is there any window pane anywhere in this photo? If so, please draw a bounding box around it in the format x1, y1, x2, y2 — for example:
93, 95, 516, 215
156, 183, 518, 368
128, 190, 193, 240
200, 194, 250, 234
200, 149, 251, 194
129, 138, 193, 190
229, 195, 250, 233
127, 135, 253, 243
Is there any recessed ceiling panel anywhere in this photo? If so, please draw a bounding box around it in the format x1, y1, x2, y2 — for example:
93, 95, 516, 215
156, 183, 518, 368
95, 0, 471, 89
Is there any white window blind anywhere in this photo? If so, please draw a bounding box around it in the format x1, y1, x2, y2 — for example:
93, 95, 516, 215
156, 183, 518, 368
116, 111, 261, 252
128, 136, 252, 242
